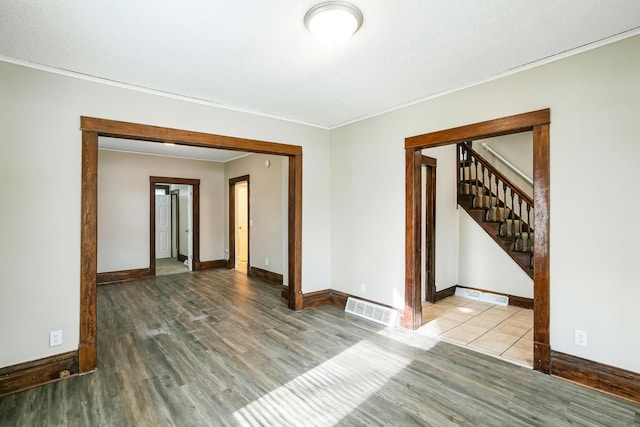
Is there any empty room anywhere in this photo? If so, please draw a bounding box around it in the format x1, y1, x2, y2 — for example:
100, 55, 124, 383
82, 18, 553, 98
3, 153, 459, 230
1, 1, 639, 425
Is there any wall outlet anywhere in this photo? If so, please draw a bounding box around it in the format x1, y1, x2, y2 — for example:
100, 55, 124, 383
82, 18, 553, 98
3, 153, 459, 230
50, 330, 62, 347
360, 283, 366, 294
575, 329, 588, 347
265, 258, 269, 266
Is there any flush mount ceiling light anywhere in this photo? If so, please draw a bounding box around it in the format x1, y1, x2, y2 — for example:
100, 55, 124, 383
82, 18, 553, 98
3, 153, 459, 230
304, 1, 363, 43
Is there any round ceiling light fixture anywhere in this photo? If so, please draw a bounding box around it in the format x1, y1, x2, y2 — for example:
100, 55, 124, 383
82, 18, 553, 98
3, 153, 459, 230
304, 1, 363, 43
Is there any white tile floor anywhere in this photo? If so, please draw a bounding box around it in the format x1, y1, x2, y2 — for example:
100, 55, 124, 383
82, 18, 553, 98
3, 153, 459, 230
418, 295, 533, 368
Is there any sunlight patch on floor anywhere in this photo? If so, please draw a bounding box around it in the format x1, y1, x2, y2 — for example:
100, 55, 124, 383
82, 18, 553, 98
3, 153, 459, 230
233, 340, 410, 426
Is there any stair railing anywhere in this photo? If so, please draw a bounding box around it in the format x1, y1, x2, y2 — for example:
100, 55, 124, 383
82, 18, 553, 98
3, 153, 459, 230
458, 142, 534, 251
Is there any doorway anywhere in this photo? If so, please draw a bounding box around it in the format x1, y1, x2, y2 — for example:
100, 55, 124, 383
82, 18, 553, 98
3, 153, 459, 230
150, 177, 199, 276
404, 109, 550, 373
230, 177, 250, 274
154, 183, 193, 276
80, 116, 303, 373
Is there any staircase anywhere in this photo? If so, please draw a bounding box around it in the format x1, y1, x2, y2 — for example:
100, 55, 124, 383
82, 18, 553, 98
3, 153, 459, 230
457, 142, 534, 278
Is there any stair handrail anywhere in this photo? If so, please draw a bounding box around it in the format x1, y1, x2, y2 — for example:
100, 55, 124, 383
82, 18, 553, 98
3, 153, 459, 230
458, 142, 533, 208
479, 142, 533, 186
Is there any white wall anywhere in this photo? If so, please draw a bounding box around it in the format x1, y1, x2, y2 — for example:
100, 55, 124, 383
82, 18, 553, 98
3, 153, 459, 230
97, 150, 226, 272
0, 60, 331, 368
224, 153, 287, 277
458, 211, 533, 298
330, 35, 640, 373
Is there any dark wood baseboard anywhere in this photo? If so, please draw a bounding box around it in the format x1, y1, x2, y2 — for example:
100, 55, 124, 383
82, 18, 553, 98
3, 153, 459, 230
551, 351, 640, 403
454, 285, 534, 309
177, 253, 187, 262
97, 268, 150, 285
199, 259, 228, 271
302, 290, 332, 309
434, 286, 457, 302
509, 295, 534, 310
299, 288, 397, 313
249, 267, 283, 286
329, 290, 350, 309
0, 350, 79, 397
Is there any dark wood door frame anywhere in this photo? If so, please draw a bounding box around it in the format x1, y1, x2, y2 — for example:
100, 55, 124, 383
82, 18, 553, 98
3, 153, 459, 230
404, 109, 550, 373
171, 189, 180, 259
80, 117, 303, 374
422, 156, 437, 304
228, 175, 250, 271
150, 177, 200, 275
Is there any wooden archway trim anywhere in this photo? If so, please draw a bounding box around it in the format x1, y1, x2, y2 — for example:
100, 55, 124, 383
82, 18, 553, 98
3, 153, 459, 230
79, 117, 303, 373
403, 109, 551, 373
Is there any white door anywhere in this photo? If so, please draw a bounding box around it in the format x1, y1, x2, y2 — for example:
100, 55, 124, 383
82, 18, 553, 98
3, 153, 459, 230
155, 194, 171, 259
235, 182, 249, 274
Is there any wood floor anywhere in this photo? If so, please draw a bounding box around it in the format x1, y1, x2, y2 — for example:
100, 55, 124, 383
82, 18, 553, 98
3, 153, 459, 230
1, 270, 638, 426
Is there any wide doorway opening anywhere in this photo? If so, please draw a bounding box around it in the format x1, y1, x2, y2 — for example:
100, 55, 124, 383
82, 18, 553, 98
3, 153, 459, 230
80, 117, 303, 374
404, 109, 550, 373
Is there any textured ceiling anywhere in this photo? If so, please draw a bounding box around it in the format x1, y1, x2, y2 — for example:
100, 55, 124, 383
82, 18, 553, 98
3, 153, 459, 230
1, 1, 639, 129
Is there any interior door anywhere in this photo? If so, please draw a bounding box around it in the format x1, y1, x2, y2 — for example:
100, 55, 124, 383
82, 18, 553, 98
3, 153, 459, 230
155, 194, 171, 259
236, 182, 249, 274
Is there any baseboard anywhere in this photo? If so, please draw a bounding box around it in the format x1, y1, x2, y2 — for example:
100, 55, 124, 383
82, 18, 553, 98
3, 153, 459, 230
454, 285, 534, 309
434, 286, 457, 302
302, 289, 332, 309
97, 268, 150, 285
199, 259, 228, 270
249, 267, 283, 286
329, 290, 350, 309
551, 351, 640, 403
177, 253, 187, 262
0, 350, 79, 397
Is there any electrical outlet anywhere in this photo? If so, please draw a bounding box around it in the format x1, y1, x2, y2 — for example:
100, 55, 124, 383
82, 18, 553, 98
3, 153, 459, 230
50, 330, 62, 347
265, 258, 269, 266
575, 329, 588, 347
360, 283, 366, 294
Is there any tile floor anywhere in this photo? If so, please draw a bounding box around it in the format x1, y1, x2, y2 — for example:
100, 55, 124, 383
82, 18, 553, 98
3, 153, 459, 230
156, 257, 190, 276
417, 295, 533, 368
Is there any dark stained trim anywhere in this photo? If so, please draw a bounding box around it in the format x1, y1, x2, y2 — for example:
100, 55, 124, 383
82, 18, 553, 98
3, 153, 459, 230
434, 285, 457, 302
199, 259, 228, 270
97, 268, 151, 285
79, 131, 98, 374
248, 266, 283, 286
302, 289, 332, 309
298, 288, 400, 313
423, 156, 437, 304
81, 117, 302, 156
404, 108, 551, 373
509, 295, 534, 310
80, 116, 304, 374
0, 351, 79, 397
405, 109, 551, 149
551, 351, 640, 404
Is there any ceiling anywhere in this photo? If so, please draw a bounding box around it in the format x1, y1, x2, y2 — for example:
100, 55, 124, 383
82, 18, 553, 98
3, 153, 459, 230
98, 137, 249, 162
1, 1, 639, 131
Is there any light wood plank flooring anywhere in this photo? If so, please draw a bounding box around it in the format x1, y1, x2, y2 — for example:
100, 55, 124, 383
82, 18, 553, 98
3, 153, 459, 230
1, 269, 638, 426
